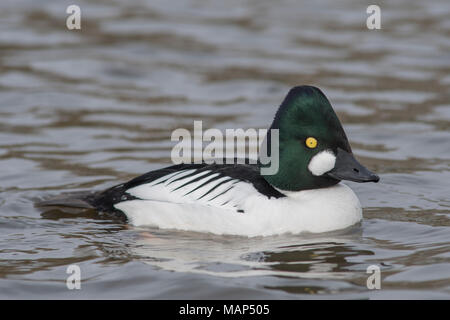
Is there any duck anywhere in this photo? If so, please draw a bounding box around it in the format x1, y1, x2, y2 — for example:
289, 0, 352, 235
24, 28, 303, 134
45, 85, 379, 237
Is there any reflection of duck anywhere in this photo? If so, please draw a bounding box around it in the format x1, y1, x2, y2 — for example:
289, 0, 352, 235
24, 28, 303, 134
42, 86, 379, 236
130, 228, 366, 279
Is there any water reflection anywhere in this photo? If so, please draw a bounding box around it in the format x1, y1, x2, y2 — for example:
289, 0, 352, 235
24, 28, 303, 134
129, 226, 371, 280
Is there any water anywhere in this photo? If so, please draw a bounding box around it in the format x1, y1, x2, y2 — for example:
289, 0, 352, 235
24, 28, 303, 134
0, 0, 449, 299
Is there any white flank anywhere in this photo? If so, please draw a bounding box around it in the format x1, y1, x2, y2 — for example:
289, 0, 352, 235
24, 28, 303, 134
308, 150, 336, 176
115, 178, 362, 237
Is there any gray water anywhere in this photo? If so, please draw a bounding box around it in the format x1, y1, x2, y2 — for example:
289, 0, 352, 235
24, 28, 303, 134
0, 0, 449, 299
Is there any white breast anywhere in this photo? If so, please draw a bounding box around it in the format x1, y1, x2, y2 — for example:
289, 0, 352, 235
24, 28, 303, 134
114, 180, 362, 237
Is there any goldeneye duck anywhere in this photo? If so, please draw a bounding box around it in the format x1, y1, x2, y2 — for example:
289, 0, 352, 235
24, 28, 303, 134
52, 86, 379, 236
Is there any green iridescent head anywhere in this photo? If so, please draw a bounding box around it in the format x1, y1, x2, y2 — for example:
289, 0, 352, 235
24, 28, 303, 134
261, 86, 379, 191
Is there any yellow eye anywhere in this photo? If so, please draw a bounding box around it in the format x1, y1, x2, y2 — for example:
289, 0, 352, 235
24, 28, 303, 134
305, 137, 318, 149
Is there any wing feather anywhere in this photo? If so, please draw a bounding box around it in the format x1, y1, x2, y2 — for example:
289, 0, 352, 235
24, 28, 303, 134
86, 161, 285, 215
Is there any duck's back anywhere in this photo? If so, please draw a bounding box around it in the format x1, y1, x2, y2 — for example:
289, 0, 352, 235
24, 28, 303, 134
84, 161, 285, 219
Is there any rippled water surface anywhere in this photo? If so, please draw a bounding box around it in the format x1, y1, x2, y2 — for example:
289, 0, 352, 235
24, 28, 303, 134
0, 0, 449, 299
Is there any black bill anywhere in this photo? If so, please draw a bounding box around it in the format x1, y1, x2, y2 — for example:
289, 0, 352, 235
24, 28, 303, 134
326, 148, 379, 183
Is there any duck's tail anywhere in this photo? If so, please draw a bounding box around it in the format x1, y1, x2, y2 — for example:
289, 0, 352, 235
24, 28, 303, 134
36, 191, 96, 209
36, 190, 128, 221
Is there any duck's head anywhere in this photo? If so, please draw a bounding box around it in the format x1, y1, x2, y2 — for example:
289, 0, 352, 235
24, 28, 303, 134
261, 85, 379, 192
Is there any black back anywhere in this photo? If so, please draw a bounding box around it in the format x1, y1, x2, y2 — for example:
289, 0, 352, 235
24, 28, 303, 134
85, 160, 285, 218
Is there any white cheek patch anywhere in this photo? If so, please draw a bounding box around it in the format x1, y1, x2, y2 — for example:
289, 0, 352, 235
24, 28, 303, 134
308, 150, 336, 176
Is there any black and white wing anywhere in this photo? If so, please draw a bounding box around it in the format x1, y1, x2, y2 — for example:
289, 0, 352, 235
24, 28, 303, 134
86, 162, 285, 217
